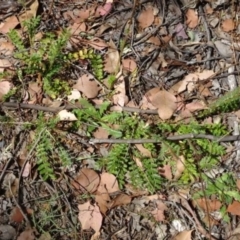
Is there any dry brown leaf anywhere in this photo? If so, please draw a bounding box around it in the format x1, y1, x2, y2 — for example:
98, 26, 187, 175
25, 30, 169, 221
113, 76, 128, 107
0, 41, 15, 55
27, 81, 42, 104
227, 201, 240, 216
19, 0, 39, 24
125, 183, 149, 196
97, 172, 120, 194
198, 84, 212, 97
205, 3, 213, 14
151, 90, 177, 120
0, 16, 19, 34
111, 193, 132, 208
193, 198, 222, 212
170, 73, 198, 94
93, 127, 109, 139
78, 201, 103, 232
221, 19, 235, 32
0, 59, 12, 73
22, 162, 31, 178
135, 144, 152, 157
104, 39, 120, 73
197, 70, 214, 80
75, 7, 95, 20
185, 101, 206, 112
69, 22, 86, 35
174, 156, 185, 180
228, 223, 240, 240
133, 156, 143, 169
122, 58, 137, 72
147, 36, 161, 45
58, 110, 77, 121
96, 3, 113, 17
38, 232, 51, 240
140, 87, 160, 110
137, 6, 154, 29
151, 200, 168, 222
144, 194, 165, 201
186, 9, 198, 28
10, 207, 24, 223
0, 81, 13, 100
158, 164, 173, 180
88, 37, 108, 50
172, 230, 193, 240
91, 232, 101, 240
17, 229, 35, 240
67, 89, 81, 101
95, 193, 111, 215
73, 74, 101, 98
72, 168, 100, 193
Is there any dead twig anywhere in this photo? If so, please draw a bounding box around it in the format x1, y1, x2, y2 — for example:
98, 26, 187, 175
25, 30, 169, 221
89, 133, 240, 144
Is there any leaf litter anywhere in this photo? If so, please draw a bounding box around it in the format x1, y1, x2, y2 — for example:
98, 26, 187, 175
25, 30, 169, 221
1, 0, 240, 239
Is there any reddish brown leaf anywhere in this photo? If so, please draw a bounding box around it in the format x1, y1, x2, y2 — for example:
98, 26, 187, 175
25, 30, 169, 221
227, 201, 240, 216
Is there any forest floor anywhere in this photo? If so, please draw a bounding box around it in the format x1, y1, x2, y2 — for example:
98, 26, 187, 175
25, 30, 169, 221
0, 0, 240, 239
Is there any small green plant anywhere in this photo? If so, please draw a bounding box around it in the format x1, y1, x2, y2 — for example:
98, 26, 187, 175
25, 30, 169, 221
158, 122, 227, 185
197, 87, 240, 118
72, 99, 162, 192
33, 113, 73, 180
67, 48, 104, 80
194, 173, 240, 204
8, 17, 71, 99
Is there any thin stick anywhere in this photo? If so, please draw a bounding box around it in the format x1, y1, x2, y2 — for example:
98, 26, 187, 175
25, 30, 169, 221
89, 133, 240, 144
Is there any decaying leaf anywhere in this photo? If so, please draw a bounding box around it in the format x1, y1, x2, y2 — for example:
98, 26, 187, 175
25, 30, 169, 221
158, 164, 173, 180
111, 193, 132, 208
17, 229, 35, 240
19, 0, 39, 24
96, 3, 113, 16
140, 87, 160, 110
135, 144, 152, 157
0, 16, 19, 34
104, 39, 120, 74
185, 9, 198, 28
78, 201, 103, 232
58, 110, 77, 121
97, 172, 120, 194
151, 90, 177, 120
221, 19, 235, 32
10, 207, 24, 223
67, 89, 81, 101
72, 168, 100, 193
0, 81, 13, 100
73, 74, 101, 98
174, 156, 185, 180
172, 230, 193, 240
122, 58, 137, 72
113, 76, 128, 107
151, 200, 168, 222
95, 193, 111, 215
193, 198, 222, 212
227, 201, 240, 216
137, 6, 154, 29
